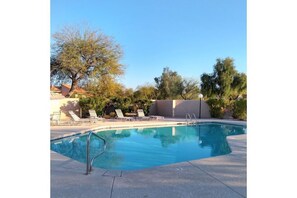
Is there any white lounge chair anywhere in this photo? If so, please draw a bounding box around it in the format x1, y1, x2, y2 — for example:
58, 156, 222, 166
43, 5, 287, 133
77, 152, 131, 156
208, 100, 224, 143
136, 109, 151, 120
88, 109, 104, 123
115, 109, 134, 121
68, 110, 91, 124
51, 111, 61, 125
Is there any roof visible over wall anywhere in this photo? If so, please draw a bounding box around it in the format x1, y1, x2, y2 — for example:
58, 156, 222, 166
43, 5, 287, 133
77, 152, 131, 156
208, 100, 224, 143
66, 85, 87, 94
50, 84, 91, 97
62, 84, 87, 95
50, 85, 65, 99
50, 85, 62, 93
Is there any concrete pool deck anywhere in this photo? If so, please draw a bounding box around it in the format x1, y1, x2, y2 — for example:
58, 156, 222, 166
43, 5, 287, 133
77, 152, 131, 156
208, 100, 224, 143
51, 119, 246, 198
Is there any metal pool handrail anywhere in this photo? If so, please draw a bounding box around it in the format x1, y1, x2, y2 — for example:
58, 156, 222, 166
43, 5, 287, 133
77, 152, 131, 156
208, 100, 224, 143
86, 131, 107, 175
192, 113, 197, 125
186, 113, 192, 125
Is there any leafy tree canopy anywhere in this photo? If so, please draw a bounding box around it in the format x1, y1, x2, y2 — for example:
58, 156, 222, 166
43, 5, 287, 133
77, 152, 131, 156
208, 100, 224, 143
84, 76, 125, 98
180, 78, 200, 100
200, 57, 246, 101
154, 67, 200, 100
154, 67, 183, 99
50, 25, 124, 97
134, 85, 158, 100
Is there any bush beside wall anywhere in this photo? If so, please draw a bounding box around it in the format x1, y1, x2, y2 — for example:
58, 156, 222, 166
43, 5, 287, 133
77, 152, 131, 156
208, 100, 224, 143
232, 98, 247, 120
79, 97, 108, 118
206, 98, 226, 119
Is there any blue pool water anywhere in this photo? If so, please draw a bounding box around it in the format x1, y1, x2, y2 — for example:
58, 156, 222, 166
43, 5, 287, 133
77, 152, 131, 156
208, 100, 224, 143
51, 122, 246, 170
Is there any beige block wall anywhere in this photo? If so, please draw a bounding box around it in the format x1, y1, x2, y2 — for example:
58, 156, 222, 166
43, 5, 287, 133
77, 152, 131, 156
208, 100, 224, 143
149, 100, 211, 118
155, 100, 174, 117
174, 100, 210, 118
200, 100, 211, 118
149, 100, 157, 115
50, 98, 80, 120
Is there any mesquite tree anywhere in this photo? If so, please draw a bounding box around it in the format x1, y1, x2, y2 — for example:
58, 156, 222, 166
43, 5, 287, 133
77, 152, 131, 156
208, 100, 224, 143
50, 26, 124, 97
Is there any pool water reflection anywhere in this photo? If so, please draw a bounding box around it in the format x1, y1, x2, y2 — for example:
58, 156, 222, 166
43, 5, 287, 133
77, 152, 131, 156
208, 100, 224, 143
51, 123, 246, 170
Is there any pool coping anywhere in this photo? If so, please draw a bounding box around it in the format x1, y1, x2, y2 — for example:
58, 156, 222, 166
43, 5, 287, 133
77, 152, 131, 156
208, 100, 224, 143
51, 119, 246, 198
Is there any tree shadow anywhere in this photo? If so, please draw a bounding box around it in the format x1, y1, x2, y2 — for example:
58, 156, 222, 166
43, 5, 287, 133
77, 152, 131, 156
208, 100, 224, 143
60, 100, 81, 118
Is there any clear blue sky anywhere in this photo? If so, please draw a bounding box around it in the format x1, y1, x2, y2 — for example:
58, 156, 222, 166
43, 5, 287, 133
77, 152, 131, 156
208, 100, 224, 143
51, 0, 246, 89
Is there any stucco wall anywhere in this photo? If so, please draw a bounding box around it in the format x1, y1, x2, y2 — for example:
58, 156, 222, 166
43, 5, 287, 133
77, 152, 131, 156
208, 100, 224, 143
149, 100, 211, 118
155, 100, 174, 117
174, 100, 210, 118
50, 98, 80, 120
149, 100, 157, 115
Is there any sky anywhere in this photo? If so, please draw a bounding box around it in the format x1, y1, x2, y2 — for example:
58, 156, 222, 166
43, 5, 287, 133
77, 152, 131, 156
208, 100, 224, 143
51, 0, 246, 89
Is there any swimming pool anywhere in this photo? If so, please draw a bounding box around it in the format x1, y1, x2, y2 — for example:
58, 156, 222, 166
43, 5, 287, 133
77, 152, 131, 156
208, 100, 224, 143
51, 122, 246, 170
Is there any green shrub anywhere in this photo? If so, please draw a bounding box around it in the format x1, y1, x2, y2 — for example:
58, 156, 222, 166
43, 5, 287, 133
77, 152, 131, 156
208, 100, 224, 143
78, 96, 154, 118
134, 99, 153, 115
110, 97, 153, 116
111, 97, 132, 114
79, 97, 108, 118
206, 98, 227, 119
232, 98, 247, 120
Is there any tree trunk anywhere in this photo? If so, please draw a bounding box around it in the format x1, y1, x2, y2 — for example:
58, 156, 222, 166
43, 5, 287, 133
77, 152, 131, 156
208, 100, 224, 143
66, 79, 78, 97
